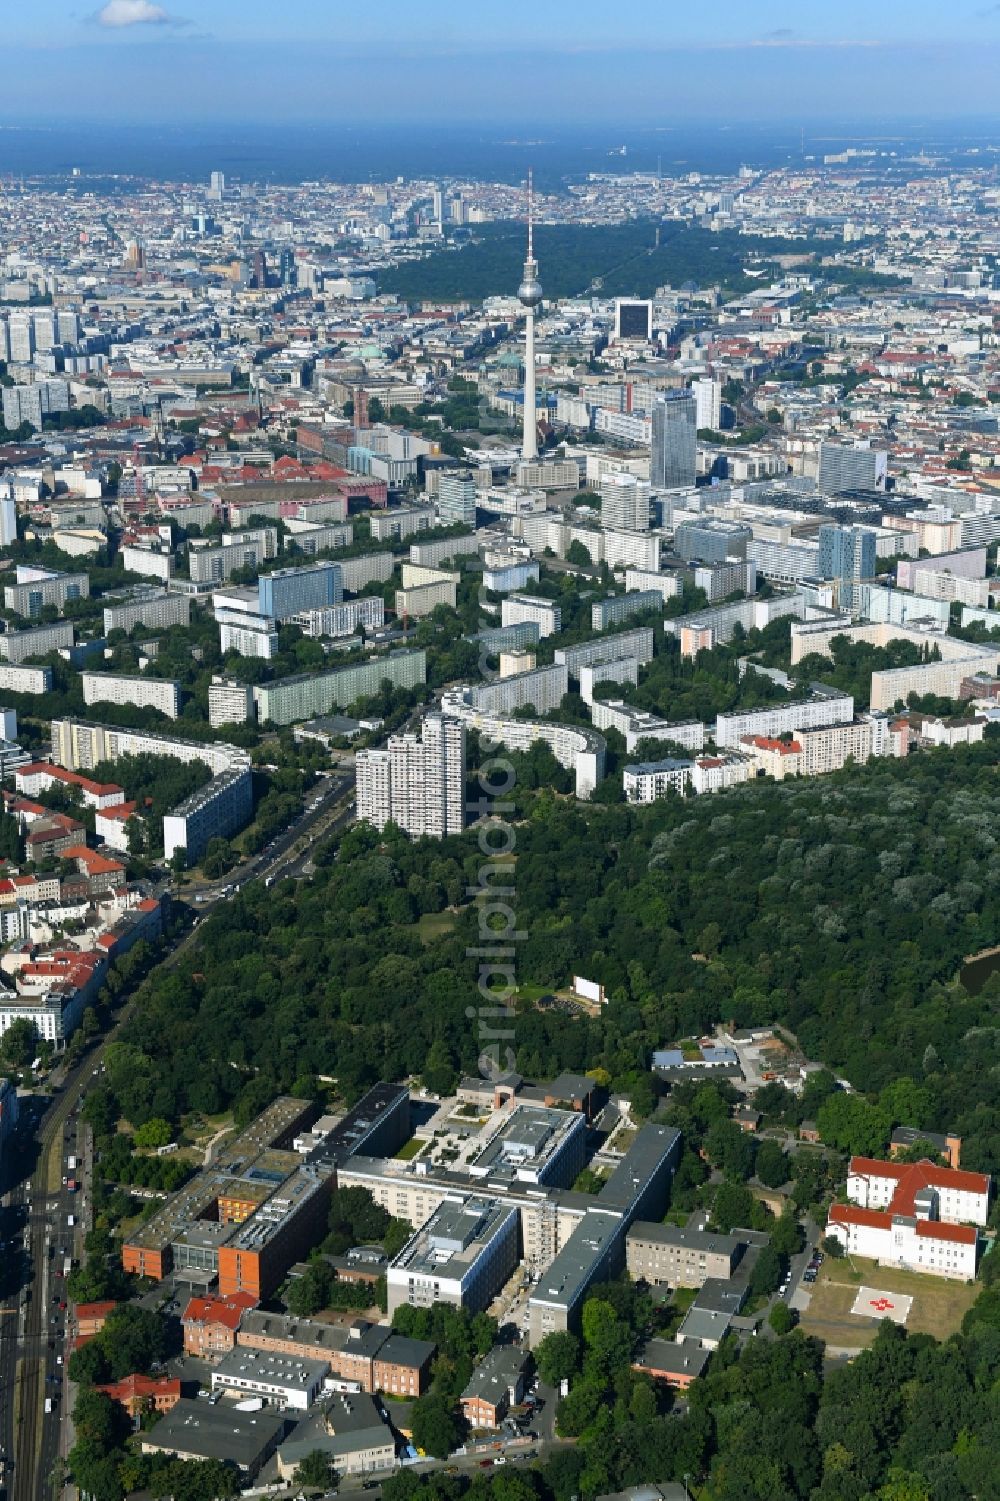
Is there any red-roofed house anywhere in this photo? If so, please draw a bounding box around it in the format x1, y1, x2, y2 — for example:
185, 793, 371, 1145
739, 735, 803, 780
62, 846, 126, 895
15, 763, 125, 809
182, 1291, 259, 1358
825, 1156, 990, 1280
75, 1300, 117, 1341
2, 792, 53, 826
96, 1373, 182, 1418
24, 813, 86, 860
94, 801, 137, 853
692, 756, 754, 794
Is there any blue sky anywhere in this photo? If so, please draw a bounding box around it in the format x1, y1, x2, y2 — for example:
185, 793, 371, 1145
6, 0, 1000, 124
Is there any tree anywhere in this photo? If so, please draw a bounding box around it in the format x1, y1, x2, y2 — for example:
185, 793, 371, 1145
201, 838, 237, 879
770, 1208, 801, 1260
705, 1120, 757, 1181
81, 1086, 118, 1139
0, 808, 23, 862
98, 1305, 169, 1381
410, 1394, 462, 1459
749, 1243, 783, 1299
68, 1447, 124, 1501
422, 1037, 457, 1096
566, 539, 593, 567
874, 1472, 932, 1501
134, 1118, 172, 1151
72, 1387, 128, 1453
543, 1448, 587, 1501
816, 1091, 891, 1157
285, 1260, 333, 1318
1, 1016, 37, 1066
328, 1185, 391, 1247
534, 1330, 580, 1387
293, 1450, 338, 1490
712, 1182, 757, 1234
69, 1339, 111, 1388
769, 1300, 795, 1335
580, 1298, 632, 1375
754, 1139, 789, 1189
821, 1235, 845, 1259
555, 1376, 604, 1437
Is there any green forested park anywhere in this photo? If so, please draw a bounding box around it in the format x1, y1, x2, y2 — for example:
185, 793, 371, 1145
379, 222, 813, 302
105, 732, 1000, 1170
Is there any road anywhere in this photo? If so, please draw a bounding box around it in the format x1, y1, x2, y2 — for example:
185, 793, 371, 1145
0, 769, 357, 1501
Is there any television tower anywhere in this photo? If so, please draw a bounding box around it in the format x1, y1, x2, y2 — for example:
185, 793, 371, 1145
518, 169, 542, 461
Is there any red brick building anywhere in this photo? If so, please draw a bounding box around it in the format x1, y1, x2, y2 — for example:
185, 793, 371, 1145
74, 1300, 117, 1343
97, 1374, 182, 1418
181, 1292, 259, 1358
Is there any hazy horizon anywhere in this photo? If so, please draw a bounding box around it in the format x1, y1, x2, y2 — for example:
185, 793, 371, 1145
3, 116, 1000, 187
8, 1, 1000, 128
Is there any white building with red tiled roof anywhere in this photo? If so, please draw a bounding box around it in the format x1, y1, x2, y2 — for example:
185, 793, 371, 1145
94, 801, 137, 853
826, 1156, 990, 1281
15, 762, 125, 809
847, 1157, 989, 1225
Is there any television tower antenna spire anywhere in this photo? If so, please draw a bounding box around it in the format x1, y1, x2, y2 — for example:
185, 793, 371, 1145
518, 169, 542, 462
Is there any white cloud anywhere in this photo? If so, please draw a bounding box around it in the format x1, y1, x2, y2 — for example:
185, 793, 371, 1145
96, 0, 173, 26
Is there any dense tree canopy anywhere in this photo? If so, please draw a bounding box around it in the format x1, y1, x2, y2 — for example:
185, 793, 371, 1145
103, 738, 1000, 1178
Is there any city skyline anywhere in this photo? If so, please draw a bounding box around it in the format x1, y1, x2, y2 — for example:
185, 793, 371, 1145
7, 1, 1000, 125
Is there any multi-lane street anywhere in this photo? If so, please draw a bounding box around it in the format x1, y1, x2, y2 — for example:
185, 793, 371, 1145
0, 770, 356, 1501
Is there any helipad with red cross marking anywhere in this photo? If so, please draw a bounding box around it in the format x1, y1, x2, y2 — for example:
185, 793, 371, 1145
849, 1285, 913, 1326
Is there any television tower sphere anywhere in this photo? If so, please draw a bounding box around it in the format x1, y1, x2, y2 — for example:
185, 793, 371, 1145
519, 267, 543, 308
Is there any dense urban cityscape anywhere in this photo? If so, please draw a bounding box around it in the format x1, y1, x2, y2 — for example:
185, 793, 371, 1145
3, 9, 1000, 1501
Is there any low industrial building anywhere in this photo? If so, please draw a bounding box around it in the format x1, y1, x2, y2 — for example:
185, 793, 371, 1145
211, 1347, 327, 1411
276, 1392, 396, 1479
181, 1291, 258, 1358
237, 1307, 357, 1370
96, 1374, 182, 1418
122, 1088, 409, 1296
140, 1399, 286, 1478
461, 1345, 531, 1429
632, 1337, 710, 1391
889, 1127, 962, 1169
675, 1280, 747, 1350
466, 1105, 587, 1189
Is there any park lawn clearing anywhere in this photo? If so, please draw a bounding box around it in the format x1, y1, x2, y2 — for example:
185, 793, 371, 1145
394, 1137, 424, 1161
514, 983, 554, 1004
416, 911, 459, 945
800, 1254, 978, 1349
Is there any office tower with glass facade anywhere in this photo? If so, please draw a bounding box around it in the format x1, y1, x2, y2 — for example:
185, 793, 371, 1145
650, 391, 697, 490
818, 524, 876, 583
437, 471, 477, 527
